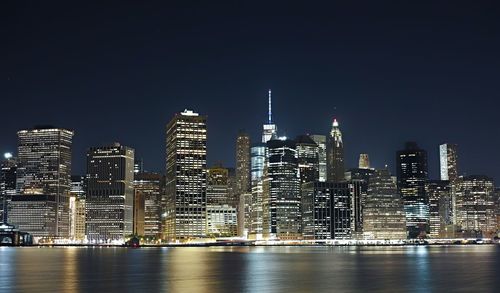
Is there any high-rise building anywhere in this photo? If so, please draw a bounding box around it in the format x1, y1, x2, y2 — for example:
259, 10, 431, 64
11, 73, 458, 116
1, 153, 17, 223
426, 180, 454, 238
235, 131, 251, 195
69, 176, 86, 241
207, 166, 230, 206
455, 175, 497, 238
439, 144, 458, 182
363, 168, 407, 240
11, 126, 73, 238
164, 109, 207, 241
309, 135, 327, 182
396, 142, 429, 239
85, 143, 135, 243
134, 172, 162, 238
345, 168, 375, 237
206, 205, 238, 237
262, 89, 277, 143
134, 158, 144, 175
262, 138, 301, 240
327, 119, 345, 182
133, 189, 145, 236
295, 135, 320, 185
249, 145, 266, 239
358, 154, 370, 169
302, 181, 352, 240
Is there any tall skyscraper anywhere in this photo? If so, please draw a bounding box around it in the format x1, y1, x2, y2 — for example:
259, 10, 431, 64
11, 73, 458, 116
302, 181, 352, 240
85, 143, 135, 242
207, 166, 229, 206
262, 89, 277, 143
439, 143, 458, 182
164, 109, 207, 241
69, 175, 86, 241
309, 135, 327, 182
1, 153, 17, 223
10, 126, 73, 238
249, 145, 266, 239
396, 142, 429, 239
455, 175, 497, 238
358, 154, 370, 169
363, 168, 407, 240
235, 131, 251, 236
295, 135, 320, 185
327, 119, 345, 182
263, 138, 301, 240
345, 168, 375, 238
134, 172, 162, 238
426, 180, 453, 238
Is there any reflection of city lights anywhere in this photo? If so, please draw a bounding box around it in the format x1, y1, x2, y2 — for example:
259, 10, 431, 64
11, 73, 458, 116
4, 152, 12, 159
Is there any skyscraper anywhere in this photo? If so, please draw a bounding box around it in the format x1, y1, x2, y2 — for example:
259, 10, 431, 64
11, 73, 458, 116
455, 175, 497, 238
439, 143, 458, 182
295, 135, 320, 184
85, 143, 135, 242
358, 154, 370, 169
0, 153, 17, 223
309, 135, 327, 182
396, 142, 429, 239
363, 168, 407, 240
249, 145, 266, 239
235, 131, 251, 236
262, 89, 277, 143
426, 180, 453, 238
134, 172, 162, 238
11, 126, 73, 238
69, 175, 86, 241
263, 138, 301, 240
164, 109, 207, 241
327, 119, 345, 182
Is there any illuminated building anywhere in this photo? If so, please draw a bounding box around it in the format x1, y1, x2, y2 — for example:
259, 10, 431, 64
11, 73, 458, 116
134, 172, 162, 238
85, 143, 135, 242
295, 135, 320, 184
134, 158, 144, 175
455, 175, 497, 238
249, 145, 266, 239
358, 154, 370, 169
1, 153, 17, 223
164, 109, 207, 241
426, 180, 454, 238
363, 168, 407, 240
396, 142, 429, 239
327, 119, 345, 182
262, 138, 301, 240
235, 131, 251, 236
207, 166, 230, 206
262, 89, 277, 143
206, 205, 237, 237
69, 176, 86, 240
302, 181, 352, 240
345, 168, 375, 238
13, 126, 73, 238
309, 135, 327, 182
439, 143, 458, 182
8, 195, 58, 239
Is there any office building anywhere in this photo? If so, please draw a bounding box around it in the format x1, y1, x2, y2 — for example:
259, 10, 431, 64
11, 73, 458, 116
363, 169, 407, 240
164, 109, 207, 241
69, 176, 86, 241
85, 143, 135, 242
396, 142, 429, 239
206, 205, 238, 237
455, 175, 497, 238
295, 135, 320, 184
309, 135, 327, 182
262, 89, 277, 143
327, 119, 345, 182
249, 145, 266, 239
439, 144, 458, 182
8, 195, 58, 239
262, 138, 301, 240
134, 172, 162, 238
345, 167, 375, 237
1, 153, 17, 223
12, 126, 73, 238
358, 154, 370, 169
207, 166, 230, 206
426, 180, 454, 238
302, 181, 352, 240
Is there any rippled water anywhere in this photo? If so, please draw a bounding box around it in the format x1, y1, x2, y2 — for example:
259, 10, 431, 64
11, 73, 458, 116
0, 245, 498, 292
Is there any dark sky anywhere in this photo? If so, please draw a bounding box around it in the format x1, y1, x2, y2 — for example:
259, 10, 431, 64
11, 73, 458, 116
1, 1, 499, 183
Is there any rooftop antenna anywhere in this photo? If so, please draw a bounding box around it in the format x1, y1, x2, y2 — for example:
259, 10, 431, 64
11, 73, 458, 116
268, 89, 272, 124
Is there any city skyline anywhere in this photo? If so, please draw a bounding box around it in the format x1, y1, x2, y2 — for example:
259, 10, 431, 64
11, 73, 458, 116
1, 2, 499, 183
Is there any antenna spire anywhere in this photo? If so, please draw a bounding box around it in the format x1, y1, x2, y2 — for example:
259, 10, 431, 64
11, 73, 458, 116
268, 89, 272, 124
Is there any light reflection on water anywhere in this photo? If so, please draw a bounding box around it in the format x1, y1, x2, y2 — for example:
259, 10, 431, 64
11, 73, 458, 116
0, 245, 497, 293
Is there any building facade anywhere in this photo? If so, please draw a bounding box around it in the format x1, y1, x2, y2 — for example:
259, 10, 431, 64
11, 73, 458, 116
295, 135, 320, 185
85, 144, 135, 242
164, 110, 207, 241
327, 119, 345, 182
134, 172, 162, 238
0, 153, 17, 223
396, 142, 429, 239
363, 169, 407, 240
439, 143, 458, 182
426, 180, 454, 238
309, 135, 327, 182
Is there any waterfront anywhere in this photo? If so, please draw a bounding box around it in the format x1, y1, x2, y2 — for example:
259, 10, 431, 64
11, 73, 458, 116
0, 245, 498, 292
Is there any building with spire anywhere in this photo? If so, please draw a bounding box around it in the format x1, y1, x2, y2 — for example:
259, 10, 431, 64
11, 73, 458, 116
262, 89, 277, 143
327, 118, 345, 182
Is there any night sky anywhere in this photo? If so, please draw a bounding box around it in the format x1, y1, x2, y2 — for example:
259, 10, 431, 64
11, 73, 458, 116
1, 1, 499, 182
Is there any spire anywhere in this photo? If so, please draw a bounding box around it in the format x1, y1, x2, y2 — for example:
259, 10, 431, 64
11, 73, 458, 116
268, 89, 272, 124
332, 118, 339, 127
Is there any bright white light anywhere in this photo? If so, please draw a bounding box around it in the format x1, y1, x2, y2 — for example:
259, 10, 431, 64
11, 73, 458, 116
4, 152, 12, 159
